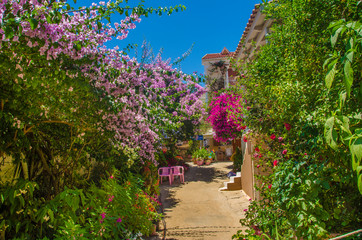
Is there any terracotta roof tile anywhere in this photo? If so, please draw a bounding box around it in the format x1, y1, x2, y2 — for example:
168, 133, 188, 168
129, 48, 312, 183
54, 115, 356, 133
233, 4, 261, 58
202, 47, 234, 60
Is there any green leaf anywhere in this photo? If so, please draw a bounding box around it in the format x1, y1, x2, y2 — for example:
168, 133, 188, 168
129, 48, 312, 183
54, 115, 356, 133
325, 61, 337, 89
350, 137, 362, 171
4, 27, 14, 39
29, 18, 38, 30
343, 60, 353, 97
16, 222, 21, 233
357, 166, 362, 194
345, 50, 354, 63
97, 21, 102, 29
324, 117, 338, 150
331, 27, 342, 48
335, 115, 351, 136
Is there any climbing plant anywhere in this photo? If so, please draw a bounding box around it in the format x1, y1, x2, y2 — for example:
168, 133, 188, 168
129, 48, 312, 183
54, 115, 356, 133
231, 0, 362, 239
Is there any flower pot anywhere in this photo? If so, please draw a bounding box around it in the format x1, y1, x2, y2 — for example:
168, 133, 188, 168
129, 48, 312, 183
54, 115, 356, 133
205, 159, 212, 165
196, 159, 204, 166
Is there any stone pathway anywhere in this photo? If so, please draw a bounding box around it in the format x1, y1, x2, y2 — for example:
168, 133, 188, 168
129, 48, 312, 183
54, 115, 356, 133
150, 162, 250, 240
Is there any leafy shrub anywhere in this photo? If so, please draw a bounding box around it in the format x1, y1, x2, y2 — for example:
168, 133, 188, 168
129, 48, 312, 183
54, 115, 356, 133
0, 173, 160, 239
231, 147, 243, 171
231, 0, 362, 238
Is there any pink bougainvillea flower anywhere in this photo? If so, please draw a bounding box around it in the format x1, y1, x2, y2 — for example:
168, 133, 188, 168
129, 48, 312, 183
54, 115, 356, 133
270, 134, 276, 140
284, 123, 291, 131
110, 175, 114, 179
256, 164, 260, 168
253, 153, 259, 158
304, 153, 308, 155
243, 209, 248, 212
100, 212, 106, 223
282, 149, 287, 155
255, 147, 260, 152
116, 218, 122, 223
246, 106, 251, 111
273, 160, 278, 167
268, 184, 272, 189
108, 195, 114, 202
243, 136, 247, 142
278, 137, 283, 142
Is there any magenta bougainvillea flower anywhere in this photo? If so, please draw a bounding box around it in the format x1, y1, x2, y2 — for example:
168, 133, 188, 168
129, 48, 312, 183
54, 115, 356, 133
243, 136, 248, 142
117, 218, 122, 223
270, 134, 276, 140
268, 184, 272, 189
282, 149, 288, 155
284, 123, 291, 131
273, 160, 278, 167
207, 93, 244, 142
255, 147, 260, 152
278, 137, 283, 142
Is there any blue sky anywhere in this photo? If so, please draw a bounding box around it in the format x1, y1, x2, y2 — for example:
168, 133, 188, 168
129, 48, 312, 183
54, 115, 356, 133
76, 0, 261, 75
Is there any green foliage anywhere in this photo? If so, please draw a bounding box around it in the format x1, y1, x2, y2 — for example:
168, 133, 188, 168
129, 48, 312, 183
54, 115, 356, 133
192, 148, 209, 160
186, 140, 199, 156
0, 173, 160, 239
231, 147, 243, 171
231, 0, 362, 238
323, 17, 362, 193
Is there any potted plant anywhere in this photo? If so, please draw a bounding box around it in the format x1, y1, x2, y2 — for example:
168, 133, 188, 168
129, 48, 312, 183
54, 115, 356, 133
193, 148, 209, 166
192, 150, 199, 165
205, 150, 216, 165
196, 157, 204, 166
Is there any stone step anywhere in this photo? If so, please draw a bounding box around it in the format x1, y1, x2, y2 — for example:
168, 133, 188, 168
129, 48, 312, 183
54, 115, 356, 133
219, 174, 242, 191
230, 176, 241, 184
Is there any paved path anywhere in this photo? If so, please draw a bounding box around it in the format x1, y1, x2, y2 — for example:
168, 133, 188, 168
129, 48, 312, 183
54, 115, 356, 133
155, 162, 250, 240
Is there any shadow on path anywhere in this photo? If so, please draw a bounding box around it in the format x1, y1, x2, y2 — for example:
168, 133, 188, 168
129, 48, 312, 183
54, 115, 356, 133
145, 161, 249, 240
159, 162, 232, 210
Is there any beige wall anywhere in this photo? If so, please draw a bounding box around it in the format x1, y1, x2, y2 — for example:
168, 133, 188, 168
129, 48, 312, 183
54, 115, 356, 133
240, 136, 273, 201
240, 141, 255, 199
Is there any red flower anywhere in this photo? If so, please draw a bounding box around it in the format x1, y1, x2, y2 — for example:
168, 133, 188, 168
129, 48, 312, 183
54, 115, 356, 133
241, 125, 247, 130
273, 160, 278, 167
278, 137, 283, 142
270, 134, 276, 140
243, 136, 247, 142
256, 164, 260, 168
268, 184, 272, 189
284, 123, 291, 131
247, 106, 251, 111
255, 147, 260, 152
282, 149, 287, 155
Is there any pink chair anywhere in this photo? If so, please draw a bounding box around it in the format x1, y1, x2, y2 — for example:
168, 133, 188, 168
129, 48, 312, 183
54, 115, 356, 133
171, 166, 184, 184
158, 167, 172, 185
